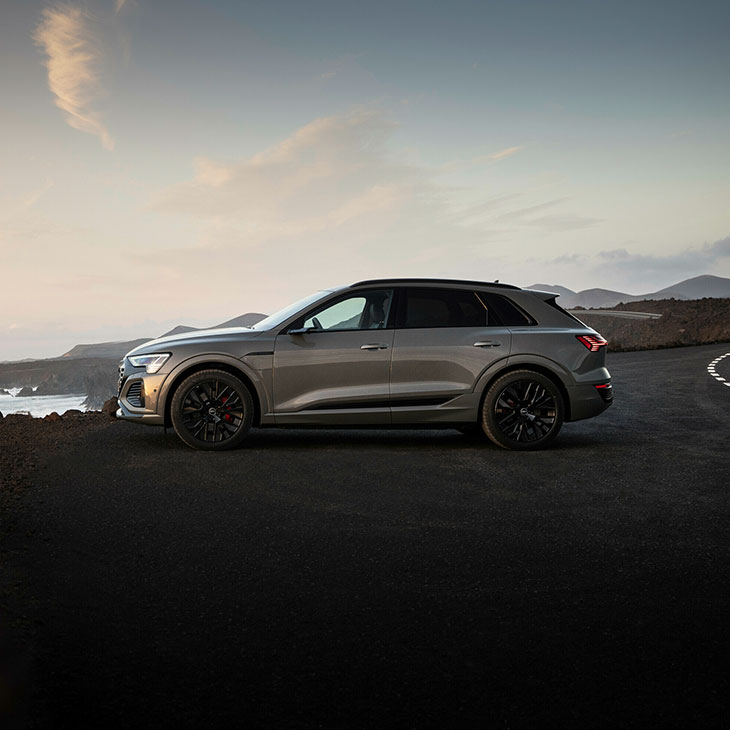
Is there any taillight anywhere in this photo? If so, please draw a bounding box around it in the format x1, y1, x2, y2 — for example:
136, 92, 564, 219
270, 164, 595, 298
577, 334, 608, 352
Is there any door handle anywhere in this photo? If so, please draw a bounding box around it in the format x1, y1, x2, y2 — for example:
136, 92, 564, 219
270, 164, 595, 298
361, 343, 389, 350
474, 341, 501, 348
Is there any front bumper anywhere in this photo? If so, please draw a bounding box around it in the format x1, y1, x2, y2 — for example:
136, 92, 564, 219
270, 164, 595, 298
116, 361, 167, 426
116, 401, 165, 426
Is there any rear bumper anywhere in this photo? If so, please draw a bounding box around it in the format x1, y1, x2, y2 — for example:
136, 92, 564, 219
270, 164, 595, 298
566, 382, 613, 422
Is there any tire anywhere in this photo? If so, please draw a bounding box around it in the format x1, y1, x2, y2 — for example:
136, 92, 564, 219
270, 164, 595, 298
481, 369, 564, 451
170, 369, 254, 451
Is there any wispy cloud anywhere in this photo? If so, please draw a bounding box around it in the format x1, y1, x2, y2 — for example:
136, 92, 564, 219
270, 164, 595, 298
152, 110, 419, 236
114, 0, 129, 13
23, 178, 55, 209
33, 4, 114, 150
441, 144, 526, 172
486, 145, 525, 161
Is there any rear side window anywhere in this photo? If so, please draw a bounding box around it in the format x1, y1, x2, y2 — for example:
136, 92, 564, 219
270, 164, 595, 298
397, 288, 498, 328
481, 293, 535, 326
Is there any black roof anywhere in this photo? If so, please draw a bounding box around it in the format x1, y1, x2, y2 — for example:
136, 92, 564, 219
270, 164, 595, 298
351, 278, 520, 290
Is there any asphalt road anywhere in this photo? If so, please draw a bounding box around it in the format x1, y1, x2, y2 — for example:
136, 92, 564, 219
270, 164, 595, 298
7, 344, 730, 728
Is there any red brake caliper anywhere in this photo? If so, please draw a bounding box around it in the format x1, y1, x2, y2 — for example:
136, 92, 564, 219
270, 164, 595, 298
221, 396, 233, 422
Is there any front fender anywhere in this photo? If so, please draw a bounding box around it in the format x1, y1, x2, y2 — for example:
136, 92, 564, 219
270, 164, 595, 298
158, 352, 271, 424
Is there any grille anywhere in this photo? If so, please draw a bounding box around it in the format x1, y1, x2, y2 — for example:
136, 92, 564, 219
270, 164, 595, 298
126, 381, 144, 408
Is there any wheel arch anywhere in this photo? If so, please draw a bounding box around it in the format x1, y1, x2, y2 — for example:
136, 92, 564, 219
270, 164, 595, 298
161, 357, 264, 427
476, 359, 572, 422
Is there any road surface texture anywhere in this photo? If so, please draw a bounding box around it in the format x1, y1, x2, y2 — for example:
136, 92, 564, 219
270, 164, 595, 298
2, 344, 729, 729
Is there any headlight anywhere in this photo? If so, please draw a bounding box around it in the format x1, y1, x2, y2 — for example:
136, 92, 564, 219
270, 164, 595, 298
128, 353, 171, 374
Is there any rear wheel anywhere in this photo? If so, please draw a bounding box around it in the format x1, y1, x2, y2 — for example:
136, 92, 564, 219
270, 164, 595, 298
171, 369, 254, 450
481, 370, 564, 450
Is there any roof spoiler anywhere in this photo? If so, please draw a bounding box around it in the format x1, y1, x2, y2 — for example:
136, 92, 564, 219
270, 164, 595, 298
524, 288, 560, 301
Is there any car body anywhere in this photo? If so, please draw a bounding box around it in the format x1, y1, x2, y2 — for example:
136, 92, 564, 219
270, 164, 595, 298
117, 278, 612, 450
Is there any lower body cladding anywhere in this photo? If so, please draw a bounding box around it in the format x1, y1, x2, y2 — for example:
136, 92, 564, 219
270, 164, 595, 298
116, 373, 612, 428
270, 385, 611, 427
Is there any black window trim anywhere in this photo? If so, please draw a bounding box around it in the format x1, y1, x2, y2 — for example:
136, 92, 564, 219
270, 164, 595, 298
281, 287, 397, 334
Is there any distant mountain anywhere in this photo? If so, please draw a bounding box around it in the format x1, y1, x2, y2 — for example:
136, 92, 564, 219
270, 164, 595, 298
159, 325, 198, 338
650, 275, 730, 300
526, 283, 576, 297
62, 338, 153, 360
214, 313, 268, 328
59, 312, 269, 360
527, 274, 730, 309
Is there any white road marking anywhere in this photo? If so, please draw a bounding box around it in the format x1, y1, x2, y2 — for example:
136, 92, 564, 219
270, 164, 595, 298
706, 352, 730, 390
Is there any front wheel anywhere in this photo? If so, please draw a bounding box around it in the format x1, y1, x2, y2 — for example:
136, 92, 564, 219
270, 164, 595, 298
481, 370, 564, 450
170, 369, 254, 450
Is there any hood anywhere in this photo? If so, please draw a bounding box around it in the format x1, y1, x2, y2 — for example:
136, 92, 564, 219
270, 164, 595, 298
125, 326, 263, 357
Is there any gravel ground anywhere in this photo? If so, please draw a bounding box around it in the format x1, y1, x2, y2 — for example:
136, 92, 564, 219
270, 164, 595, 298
1, 345, 729, 729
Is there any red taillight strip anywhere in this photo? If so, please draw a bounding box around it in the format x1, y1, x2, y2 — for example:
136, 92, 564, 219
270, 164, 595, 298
577, 335, 608, 352
594, 383, 611, 389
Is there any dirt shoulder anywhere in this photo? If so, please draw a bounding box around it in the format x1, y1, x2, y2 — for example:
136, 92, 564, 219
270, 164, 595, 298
575, 297, 730, 351
0, 412, 115, 497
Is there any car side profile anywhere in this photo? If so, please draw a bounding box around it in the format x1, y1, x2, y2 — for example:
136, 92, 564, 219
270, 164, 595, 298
117, 278, 612, 450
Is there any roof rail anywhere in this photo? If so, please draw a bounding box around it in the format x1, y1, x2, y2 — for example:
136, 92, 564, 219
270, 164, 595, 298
350, 277, 520, 290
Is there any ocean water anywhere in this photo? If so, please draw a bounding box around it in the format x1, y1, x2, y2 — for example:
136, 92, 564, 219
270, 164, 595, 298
0, 387, 87, 418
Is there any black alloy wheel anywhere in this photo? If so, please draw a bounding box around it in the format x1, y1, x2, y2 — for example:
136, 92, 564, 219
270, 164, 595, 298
170, 369, 254, 450
481, 369, 564, 450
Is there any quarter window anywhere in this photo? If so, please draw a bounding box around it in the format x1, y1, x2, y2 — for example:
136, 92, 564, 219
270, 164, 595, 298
481, 293, 535, 326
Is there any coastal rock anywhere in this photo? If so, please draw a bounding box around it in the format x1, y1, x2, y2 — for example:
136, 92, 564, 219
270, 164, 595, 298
102, 397, 118, 419
34, 375, 68, 396
63, 409, 83, 417
82, 370, 118, 411
16, 386, 35, 397
45, 412, 62, 422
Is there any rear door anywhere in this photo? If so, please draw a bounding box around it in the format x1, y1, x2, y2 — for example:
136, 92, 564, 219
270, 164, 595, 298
390, 287, 512, 423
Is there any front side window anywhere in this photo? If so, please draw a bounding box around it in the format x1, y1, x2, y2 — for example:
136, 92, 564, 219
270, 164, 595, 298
397, 288, 496, 328
302, 289, 393, 331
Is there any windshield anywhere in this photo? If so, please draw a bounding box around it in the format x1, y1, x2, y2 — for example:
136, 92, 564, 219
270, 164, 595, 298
250, 290, 336, 331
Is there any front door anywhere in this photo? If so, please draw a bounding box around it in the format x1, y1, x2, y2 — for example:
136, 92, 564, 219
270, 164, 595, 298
273, 289, 394, 425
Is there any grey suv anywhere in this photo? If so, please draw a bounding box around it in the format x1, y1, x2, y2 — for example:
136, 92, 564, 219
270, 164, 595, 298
117, 278, 612, 450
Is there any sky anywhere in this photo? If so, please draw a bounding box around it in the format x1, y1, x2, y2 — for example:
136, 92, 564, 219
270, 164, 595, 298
1, 0, 729, 359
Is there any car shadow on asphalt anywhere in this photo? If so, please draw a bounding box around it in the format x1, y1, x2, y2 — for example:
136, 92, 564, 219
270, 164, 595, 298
115, 420, 607, 453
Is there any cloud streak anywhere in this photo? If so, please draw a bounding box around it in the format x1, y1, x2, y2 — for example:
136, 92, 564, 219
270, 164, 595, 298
486, 145, 524, 161
33, 4, 114, 150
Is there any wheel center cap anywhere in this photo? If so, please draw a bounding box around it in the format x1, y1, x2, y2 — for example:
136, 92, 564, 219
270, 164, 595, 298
208, 407, 217, 415
519, 407, 528, 416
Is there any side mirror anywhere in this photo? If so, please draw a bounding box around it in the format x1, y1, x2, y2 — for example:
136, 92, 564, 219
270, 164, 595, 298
287, 326, 314, 335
